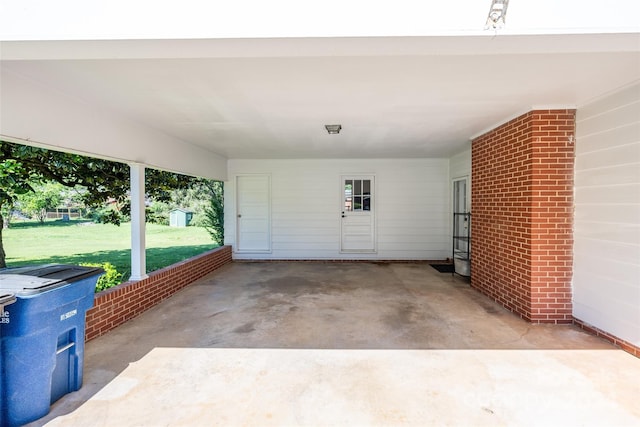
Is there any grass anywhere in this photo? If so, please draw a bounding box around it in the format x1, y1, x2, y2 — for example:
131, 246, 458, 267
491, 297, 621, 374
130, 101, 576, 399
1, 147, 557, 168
3, 219, 218, 280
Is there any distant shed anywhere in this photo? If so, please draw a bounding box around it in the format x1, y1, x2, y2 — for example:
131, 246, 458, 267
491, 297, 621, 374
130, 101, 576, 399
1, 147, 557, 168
169, 209, 193, 227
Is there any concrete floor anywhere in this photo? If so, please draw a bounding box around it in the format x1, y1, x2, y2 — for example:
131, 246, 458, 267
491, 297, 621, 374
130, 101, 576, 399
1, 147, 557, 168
29, 262, 640, 426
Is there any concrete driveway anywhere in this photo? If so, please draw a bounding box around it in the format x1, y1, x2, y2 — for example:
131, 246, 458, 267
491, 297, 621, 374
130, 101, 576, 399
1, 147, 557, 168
29, 262, 640, 426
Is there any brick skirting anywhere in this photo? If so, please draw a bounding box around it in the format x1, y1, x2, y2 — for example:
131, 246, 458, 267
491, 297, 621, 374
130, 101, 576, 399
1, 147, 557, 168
85, 245, 232, 341
573, 318, 639, 358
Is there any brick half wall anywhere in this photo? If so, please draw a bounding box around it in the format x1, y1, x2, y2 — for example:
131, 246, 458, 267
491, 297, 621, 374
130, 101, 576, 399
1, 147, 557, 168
471, 110, 575, 323
85, 245, 232, 341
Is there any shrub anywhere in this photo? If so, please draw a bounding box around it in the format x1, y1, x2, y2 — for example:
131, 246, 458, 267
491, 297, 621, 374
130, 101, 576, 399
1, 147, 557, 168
80, 262, 123, 292
88, 206, 130, 225
203, 181, 224, 245
146, 202, 170, 225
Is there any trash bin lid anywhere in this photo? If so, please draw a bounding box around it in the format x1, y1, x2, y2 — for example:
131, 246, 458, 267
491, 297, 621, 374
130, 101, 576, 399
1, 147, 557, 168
0, 292, 16, 306
0, 264, 103, 295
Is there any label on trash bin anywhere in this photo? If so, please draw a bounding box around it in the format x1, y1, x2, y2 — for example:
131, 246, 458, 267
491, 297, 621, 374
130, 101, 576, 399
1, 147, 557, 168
60, 309, 77, 321
1, 310, 9, 324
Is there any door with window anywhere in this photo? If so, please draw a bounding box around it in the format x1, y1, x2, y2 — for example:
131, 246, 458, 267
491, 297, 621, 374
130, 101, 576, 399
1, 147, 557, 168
341, 176, 375, 252
236, 175, 271, 252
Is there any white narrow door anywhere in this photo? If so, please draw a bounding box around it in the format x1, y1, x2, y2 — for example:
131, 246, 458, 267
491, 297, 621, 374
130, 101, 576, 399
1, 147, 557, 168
236, 175, 271, 252
453, 176, 469, 253
341, 176, 375, 253
453, 176, 468, 214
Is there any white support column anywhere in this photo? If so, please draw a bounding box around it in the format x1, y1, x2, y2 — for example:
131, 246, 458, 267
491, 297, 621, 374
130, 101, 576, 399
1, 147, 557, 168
129, 163, 148, 281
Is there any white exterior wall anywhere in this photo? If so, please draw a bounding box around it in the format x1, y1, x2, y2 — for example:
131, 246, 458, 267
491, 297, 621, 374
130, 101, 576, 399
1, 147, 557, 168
574, 82, 640, 346
225, 158, 450, 260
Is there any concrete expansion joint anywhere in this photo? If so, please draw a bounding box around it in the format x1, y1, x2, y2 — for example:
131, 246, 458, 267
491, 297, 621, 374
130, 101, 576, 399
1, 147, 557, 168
518, 326, 532, 341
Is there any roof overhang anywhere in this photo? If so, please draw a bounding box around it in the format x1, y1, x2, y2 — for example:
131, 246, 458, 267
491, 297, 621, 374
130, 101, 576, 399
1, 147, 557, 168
1, 33, 638, 177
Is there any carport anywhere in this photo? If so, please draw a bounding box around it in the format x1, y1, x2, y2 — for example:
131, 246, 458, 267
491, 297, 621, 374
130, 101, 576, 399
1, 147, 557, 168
1, 2, 639, 424
2, 30, 638, 354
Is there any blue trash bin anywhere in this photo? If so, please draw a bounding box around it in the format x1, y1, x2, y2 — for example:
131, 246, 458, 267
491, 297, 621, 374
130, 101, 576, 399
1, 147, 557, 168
0, 264, 103, 427
0, 292, 16, 426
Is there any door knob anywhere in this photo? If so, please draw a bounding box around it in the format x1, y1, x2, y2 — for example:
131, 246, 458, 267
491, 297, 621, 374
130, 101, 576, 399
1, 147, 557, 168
237, 214, 242, 218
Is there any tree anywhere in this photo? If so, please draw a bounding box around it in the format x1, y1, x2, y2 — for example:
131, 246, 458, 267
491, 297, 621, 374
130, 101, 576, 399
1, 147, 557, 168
0, 158, 36, 267
0, 140, 200, 268
17, 182, 63, 223
202, 181, 224, 245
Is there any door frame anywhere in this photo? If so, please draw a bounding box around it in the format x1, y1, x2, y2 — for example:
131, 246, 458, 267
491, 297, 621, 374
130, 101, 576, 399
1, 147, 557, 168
452, 175, 470, 255
340, 174, 377, 253
235, 174, 272, 253
452, 175, 469, 214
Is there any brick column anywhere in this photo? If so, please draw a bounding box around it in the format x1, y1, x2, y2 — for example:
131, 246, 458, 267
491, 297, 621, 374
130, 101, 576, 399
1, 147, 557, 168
471, 110, 575, 323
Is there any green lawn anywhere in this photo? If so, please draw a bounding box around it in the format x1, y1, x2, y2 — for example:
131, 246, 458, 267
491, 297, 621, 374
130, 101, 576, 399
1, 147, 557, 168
3, 219, 218, 280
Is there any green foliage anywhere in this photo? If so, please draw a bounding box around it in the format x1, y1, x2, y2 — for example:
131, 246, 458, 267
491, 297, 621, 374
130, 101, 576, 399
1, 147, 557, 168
0, 158, 37, 267
147, 180, 223, 229
16, 182, 64, 223
80, 261, 123, 292
0, 140, 200, 223
147, 201, 170, 225
169, 182, 207, 225
0, 158, 38, 203
87, 205, 130, 224
203, 181, 224, 245
0, 140, 203, 267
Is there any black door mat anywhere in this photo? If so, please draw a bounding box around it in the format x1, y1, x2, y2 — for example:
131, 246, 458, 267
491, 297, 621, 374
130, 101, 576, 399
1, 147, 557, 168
431, 264, 454, 273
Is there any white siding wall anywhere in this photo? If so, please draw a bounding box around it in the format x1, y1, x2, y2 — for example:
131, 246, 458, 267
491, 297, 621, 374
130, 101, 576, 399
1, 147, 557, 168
225, 158, 450, 260
574, 82, 640, 346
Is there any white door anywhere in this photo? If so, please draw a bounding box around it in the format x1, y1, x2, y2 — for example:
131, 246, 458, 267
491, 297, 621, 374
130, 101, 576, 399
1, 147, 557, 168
341, 176, 375, 253
236, 175, 271, 252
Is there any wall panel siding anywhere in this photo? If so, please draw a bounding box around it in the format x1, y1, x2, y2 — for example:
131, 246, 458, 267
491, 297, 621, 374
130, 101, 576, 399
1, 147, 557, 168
574, 82, 640, 347
226, 159, 449, 260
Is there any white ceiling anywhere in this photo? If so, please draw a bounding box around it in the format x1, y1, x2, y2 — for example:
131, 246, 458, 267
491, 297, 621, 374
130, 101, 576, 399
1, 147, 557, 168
1, 34, 639, 159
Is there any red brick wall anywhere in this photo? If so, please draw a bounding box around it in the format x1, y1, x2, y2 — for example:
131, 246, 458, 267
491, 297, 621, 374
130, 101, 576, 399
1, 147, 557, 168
85, 245, 232, 341
471, 110, 575, 323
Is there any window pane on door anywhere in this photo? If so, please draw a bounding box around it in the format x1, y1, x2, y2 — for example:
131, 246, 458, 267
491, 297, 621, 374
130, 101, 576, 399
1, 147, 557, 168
354, 196, 362, 210
354, 179, 361, 196
344, 179, 373, 213
363, 180, 370, 195
344, 181, 353, 212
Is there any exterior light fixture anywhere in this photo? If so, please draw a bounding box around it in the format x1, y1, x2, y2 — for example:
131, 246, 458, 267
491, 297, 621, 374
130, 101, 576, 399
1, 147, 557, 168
325, 124, 342, 135
485, 0, 509, 30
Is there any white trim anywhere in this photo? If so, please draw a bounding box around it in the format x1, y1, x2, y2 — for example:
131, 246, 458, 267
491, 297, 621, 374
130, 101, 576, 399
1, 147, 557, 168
529, 104, 578, 110
452, 175, 470, 214
129, 163, 148, 281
